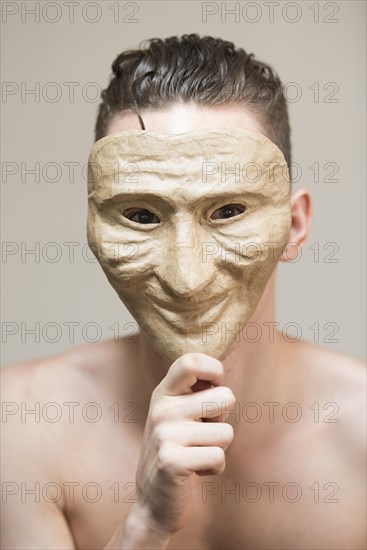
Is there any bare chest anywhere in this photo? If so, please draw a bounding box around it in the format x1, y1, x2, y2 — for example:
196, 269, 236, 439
62, 422, 365, 550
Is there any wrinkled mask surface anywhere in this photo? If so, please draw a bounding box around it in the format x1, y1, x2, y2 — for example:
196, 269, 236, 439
87, 127, 292, 363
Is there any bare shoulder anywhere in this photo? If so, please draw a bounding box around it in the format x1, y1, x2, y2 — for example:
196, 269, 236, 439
1, 338, 125, 432
1, 339, 138, 461
1, 338, 135, 403
1, 339, 139, 518
280, 335, 366, 454
291, 337, 365, 395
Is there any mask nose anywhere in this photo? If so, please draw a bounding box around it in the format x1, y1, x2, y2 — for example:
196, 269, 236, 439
157, 227, 217, 298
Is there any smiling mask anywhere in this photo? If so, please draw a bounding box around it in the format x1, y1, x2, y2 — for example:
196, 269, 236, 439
87, 127, 292, 364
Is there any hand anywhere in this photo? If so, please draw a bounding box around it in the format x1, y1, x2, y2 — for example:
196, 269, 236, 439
132, 352, 235, 536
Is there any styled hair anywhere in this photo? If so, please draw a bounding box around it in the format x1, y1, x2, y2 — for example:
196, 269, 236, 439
95, 34, 292, 170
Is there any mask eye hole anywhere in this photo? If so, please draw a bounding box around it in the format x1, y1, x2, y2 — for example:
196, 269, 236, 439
210, 203, 246, 221
122, 208, 160, 225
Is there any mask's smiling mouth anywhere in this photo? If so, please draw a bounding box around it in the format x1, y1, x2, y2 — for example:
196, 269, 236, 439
146, 290, 228, 313
146, 291, 231, 334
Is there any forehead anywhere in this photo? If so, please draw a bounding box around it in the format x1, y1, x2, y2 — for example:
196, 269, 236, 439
105, 103, 265, 135
87, 127, 290, 203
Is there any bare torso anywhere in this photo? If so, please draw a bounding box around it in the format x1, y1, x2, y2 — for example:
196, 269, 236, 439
1, 335, 366, 549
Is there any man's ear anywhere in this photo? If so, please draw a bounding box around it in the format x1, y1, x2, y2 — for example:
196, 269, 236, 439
280, 188, 312, 262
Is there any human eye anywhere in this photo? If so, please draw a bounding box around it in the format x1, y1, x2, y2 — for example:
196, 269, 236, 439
210, 203, 246, 221
122, 208, 160, 225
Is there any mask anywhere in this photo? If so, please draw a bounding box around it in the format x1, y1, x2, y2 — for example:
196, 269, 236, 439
87, 127, 291, 364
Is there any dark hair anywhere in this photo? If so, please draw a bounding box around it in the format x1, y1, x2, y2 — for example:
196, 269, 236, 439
95, 34, 292, 170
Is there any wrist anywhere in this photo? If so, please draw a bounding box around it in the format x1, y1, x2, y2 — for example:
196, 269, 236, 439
123, 503, 173, 549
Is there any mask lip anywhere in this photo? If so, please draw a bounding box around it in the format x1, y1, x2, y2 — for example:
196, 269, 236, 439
90, 126, 284, 159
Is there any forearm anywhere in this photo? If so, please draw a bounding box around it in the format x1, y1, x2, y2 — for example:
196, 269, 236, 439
103, 503, 172, 550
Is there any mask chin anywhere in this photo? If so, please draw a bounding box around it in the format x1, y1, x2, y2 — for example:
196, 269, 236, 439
112, 277, 268, 364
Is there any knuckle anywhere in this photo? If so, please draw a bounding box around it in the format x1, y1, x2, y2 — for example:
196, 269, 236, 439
153, 424, 170, 445
178, 353, 199, 373
157, 441, 175, 473
151, 385, 161, 401
221, 386, 236, 404
222, 423, 234, 442
209, 446, 225, 467
211, 447, 226, 474
216, 460, 226, 475
150, 404, 166, 427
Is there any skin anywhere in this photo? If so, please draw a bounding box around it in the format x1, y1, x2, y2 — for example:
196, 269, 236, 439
1, 103, 366, 550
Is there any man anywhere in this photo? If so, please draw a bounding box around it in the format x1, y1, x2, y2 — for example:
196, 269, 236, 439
1, 34, 365, 550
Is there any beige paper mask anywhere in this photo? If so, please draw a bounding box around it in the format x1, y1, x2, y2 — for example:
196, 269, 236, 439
87, 127, 291, 363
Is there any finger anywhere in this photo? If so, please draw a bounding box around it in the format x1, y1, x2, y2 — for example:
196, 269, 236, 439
155, 353, 224, 397
159, 442, 226, 476
156, 421, 234, 450
155, 386, 235, 422
192, 380, 232, 423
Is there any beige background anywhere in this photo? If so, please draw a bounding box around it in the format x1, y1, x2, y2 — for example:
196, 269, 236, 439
1, 0, 366, 365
